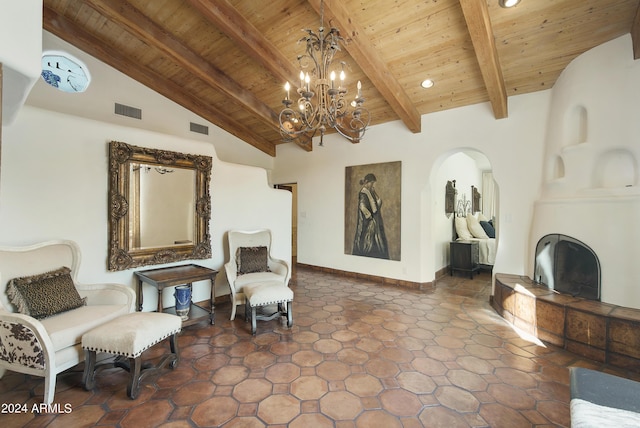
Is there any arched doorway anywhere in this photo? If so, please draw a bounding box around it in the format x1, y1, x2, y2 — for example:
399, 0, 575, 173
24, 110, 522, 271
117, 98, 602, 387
431, 149, 498, 277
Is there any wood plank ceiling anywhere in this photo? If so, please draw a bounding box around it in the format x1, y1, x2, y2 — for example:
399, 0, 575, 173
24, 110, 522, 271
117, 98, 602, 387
43, 0, 640, 156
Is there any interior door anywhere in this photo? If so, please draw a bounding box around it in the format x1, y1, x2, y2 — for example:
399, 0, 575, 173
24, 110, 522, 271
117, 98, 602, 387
275, 183, 297, 260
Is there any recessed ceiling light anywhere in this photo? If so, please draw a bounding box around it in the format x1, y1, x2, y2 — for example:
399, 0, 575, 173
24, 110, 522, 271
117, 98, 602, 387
421, 79, 434, 89
499, 0, 521, 8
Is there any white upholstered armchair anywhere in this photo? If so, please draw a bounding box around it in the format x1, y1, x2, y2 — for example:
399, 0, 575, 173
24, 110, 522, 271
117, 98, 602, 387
0, 240, 135, 404
224, 229, 290, 320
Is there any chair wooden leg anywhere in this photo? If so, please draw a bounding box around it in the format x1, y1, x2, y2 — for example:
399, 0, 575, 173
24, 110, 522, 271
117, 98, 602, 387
251, 306, 257, 335
169, 333, 180, 369
82, 350, 97, 392
127, 357, 142, 399
287, 301, 293, 328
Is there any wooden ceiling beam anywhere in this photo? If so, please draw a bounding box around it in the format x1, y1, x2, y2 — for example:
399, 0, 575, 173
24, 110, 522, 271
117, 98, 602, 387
632, 2, 640, 60
85, 0, 279, 128
459, 0, 508, 119
185, 0, 299, 86
43, 6, 277, 156
307, 0, 422, 134
184, 0, 310, 152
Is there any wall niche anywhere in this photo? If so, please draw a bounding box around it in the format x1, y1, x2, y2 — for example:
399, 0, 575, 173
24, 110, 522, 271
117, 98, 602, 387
551, 155, 565, 181
564, 105, 588, 147
593, 149, 637, 189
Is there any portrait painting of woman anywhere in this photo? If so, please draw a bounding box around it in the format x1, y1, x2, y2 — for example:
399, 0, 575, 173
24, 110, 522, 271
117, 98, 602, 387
345, 161, 401, 261
352, 173, 389, 259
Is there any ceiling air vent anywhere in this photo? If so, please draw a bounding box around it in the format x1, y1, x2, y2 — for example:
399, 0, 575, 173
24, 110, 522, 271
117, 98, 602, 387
114, 103, 142, 120
190, 122, 209, 135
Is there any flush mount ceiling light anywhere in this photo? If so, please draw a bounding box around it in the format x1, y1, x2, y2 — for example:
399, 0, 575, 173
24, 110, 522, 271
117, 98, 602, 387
41, 50, 91, 93
279, 0, 370, 147
499, 0, 522, 8
421, 79, 435, 89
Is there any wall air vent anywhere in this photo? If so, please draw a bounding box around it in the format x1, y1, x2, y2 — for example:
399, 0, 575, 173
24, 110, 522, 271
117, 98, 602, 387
190, 122, 209, 135
114, 103, 142, 120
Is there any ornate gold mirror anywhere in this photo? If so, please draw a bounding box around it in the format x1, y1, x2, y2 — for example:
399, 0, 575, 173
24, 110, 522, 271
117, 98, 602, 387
108, 141, 212, 271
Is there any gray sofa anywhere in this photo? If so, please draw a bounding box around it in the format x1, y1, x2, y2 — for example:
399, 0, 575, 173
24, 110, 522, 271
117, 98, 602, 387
570, 367, 640, 427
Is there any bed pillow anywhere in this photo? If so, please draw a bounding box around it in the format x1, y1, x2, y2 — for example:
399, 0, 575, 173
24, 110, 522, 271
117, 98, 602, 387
7, 266, 86, 319
467, 214, 489, 239
236, 246, 269, 275
480, 220, 496, 238
455, 217, 474, 240
478, 212, 489, 222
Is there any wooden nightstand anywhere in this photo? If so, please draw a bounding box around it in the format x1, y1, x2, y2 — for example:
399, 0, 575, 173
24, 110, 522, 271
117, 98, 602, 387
450, 241, 479, 279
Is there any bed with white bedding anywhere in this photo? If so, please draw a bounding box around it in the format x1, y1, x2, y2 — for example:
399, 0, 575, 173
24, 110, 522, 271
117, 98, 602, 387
467, 237, 496, 265
453, 212, 496, 267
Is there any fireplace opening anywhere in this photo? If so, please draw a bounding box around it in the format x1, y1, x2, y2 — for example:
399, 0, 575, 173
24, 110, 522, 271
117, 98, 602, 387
534, 234, 600, 300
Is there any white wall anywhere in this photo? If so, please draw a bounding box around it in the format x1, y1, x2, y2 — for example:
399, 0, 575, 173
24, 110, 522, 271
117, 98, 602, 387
272, 90, 549, 284
0, 106, 291, 310
0, 1, 42, 125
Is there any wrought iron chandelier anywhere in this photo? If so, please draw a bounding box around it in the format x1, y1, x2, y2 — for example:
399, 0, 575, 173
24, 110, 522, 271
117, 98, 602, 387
278, 1, 371, 146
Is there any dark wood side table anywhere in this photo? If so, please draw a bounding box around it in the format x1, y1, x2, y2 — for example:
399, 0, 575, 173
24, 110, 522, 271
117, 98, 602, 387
450, 240, 479, 279
134, 264, 218, 326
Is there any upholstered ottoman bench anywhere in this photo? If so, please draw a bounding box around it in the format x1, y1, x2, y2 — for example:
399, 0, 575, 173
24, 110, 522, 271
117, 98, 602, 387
243, 280, 293, 335
82, 312, 181, 399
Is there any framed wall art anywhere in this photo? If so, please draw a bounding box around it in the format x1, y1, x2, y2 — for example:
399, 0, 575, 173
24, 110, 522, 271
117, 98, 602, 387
344, 161, 401, 261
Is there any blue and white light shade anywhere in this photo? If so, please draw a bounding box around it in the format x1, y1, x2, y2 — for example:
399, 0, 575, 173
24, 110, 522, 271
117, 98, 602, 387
41, 51, 91, 93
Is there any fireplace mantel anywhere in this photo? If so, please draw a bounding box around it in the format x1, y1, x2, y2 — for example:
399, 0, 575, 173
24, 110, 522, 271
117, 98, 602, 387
492, 273, 640, 372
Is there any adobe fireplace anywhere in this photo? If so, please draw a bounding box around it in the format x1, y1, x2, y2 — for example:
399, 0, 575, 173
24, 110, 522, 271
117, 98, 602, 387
534, 234, 600, 301
491, 37, 640, 372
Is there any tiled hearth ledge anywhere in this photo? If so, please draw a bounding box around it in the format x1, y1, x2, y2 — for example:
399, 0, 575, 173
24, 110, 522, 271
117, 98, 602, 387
297, 263, 435, 291
492, 273, 640, 372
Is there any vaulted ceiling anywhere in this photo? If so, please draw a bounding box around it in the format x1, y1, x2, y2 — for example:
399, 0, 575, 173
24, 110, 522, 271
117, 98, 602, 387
43, 0, 640, 156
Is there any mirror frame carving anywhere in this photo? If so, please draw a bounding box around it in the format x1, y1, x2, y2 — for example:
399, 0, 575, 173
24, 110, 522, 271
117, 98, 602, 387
108, 141, 212, 271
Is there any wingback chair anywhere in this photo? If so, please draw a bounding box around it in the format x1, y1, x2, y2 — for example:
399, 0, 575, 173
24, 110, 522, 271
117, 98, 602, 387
0, 240, 135, 404
224, 229, 290, 320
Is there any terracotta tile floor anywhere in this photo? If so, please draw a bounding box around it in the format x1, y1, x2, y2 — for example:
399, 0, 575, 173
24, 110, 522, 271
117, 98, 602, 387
1, 267, 633, 427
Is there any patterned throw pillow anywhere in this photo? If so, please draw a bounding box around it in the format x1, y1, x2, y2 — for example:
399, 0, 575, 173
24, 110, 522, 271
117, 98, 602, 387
7, 266, 86, 319
236, 246, 269, 275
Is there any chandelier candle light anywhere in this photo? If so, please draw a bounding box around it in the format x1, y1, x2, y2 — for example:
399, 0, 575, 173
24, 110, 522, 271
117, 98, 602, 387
279, 2, 371, 146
